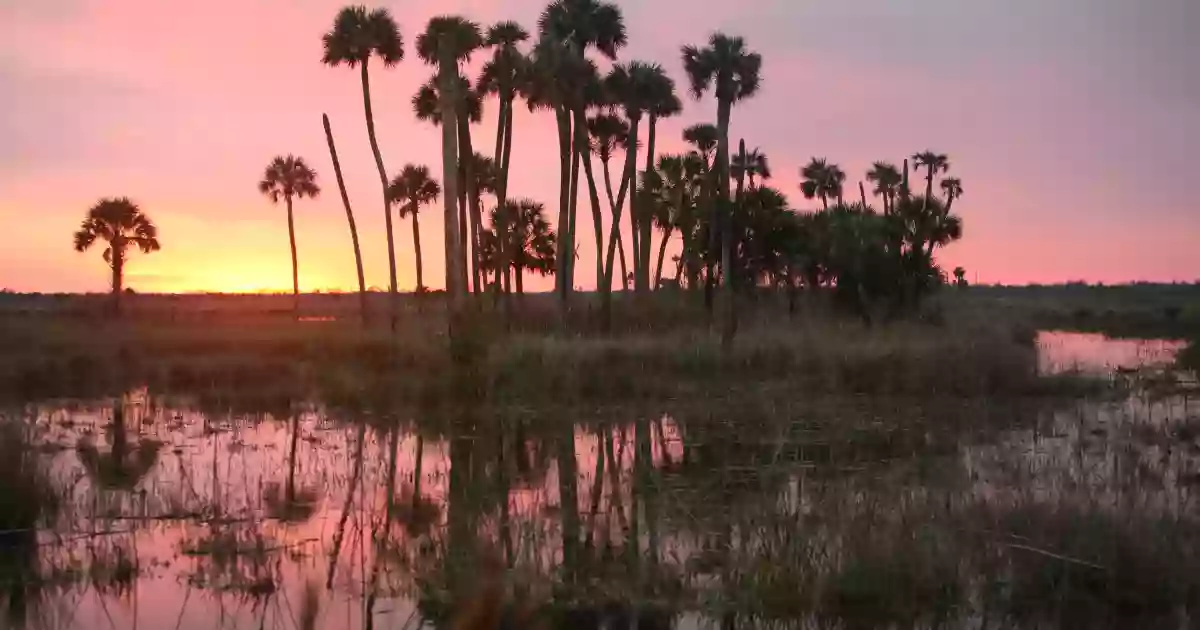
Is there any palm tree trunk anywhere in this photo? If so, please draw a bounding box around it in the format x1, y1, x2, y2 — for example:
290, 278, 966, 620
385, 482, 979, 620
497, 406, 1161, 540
820, 194, 828, 210
717, 100, 735, 348
654, 225, 671, 290
493, 97, 510, 298
412, 211, 425, 291
501, 103, 516, 295
111, 246, 124, 315
925, 167, 934, 200
457, 115, 483, 294
555, 107, 572, 303
601, 157, 631, 291
859, 181, 867, 207
359, 61, 398, 331
322, 114, 368, 325
286, 195, 299, 316
438, 59, 464, 301
574, 107, 605, 290
516, 267, 524, 295
412, 433, 424, 513
901, 159, 911, 199
638, 114, 659, 292
602, 116, 640, 291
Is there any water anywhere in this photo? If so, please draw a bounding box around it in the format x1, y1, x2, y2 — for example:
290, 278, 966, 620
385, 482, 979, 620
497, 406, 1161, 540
3, 334, 1199, 630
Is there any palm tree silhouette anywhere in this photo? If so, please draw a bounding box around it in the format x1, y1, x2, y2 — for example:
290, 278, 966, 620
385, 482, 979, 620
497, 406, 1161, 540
417, 16, 484, 300
258, 155, 320, 315
682, 32, 761, 345
321, 114, 369, 324
538, 0, 626, 302
865, 161, 902, 214
648, 154, 692, 289
732, 148, 771, 189
912, 150, 950, 200
483, 199, 557, 294
478, 21, 530, 295
73, 198, 161, 314
588, 113, 633, 286
322, 5, 403, 328
800, 158, 845, 210
940, 177, 964, 213
387, 165, 441, 292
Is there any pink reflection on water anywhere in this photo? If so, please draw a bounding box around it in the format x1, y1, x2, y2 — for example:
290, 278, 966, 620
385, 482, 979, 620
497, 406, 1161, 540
1036, 330, 1185, 375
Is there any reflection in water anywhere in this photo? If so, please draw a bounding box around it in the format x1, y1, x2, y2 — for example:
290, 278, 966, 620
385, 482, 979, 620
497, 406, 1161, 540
1037, 330, 1186, 375
1, 333, 1199, 629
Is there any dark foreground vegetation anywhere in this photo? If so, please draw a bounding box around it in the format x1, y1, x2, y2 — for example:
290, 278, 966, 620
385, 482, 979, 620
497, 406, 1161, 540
2, 286, 1200, 629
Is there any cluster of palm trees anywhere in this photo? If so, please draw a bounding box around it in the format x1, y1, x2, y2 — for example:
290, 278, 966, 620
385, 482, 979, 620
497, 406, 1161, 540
73, 0, 966, 333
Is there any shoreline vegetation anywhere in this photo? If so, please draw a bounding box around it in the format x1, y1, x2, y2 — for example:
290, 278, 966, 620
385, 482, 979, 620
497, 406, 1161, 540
4, 285, 1198, 409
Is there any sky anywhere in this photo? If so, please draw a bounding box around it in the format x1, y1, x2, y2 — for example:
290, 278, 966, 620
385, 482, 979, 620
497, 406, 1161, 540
2, 0, 1198, 293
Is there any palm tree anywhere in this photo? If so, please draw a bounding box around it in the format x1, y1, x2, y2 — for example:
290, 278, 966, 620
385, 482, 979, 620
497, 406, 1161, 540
485, 199, 557, 294
953, 266, 968, 288
865, 161, 902, 214
412, 72, 485, 291
387, 165, 441, 292
322, 5, 404, 326
588, 113, 632, 287
682, 33, 762, 345
538, 0, 627, 302
73, 198, 161, 314
417, 16, 484, 300
912, 150, 950, 200
650, 154, 691, 289
800, 158, 843, 210
258, 155, 320, 315
732, 148, 770, 189
683, 123, 719, 167
940, 177, 964, 213
602, 61, 662, 293
683, 123, 719, 304
638, 67, 680, 290
321, 114, 368, 324
478, 21, 530, 295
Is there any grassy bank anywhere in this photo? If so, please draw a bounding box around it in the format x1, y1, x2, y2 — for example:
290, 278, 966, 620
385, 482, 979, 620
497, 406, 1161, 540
0, 290, 1104, 410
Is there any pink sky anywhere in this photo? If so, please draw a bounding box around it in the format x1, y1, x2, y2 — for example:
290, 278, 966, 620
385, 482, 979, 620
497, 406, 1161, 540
2, 0, 1198, 293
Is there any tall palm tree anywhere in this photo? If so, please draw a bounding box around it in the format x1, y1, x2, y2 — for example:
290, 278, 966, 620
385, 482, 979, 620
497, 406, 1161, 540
912, 150, 950, 200
321, 114, 369, 324
865, 161, 902, 214
387, 165, 441, 292
682, 33, 761, 345
940, 177, 964, 213
412, 72, 485, 292
538, 0, 627, 302
73, 197, 161, 314
322, 5, 403, 326
799, 158, 844, 210
417, 15, 483, 300
732, 148, 770, 189
588, 113, 632, 286
602, 61, 661, 293
638, 67, 680, 290
478, 21, 530, 295
258, 155, 320, 314
683, 123, 719, 303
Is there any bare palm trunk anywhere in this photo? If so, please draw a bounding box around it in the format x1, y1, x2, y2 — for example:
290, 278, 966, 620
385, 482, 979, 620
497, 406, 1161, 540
286, 195, 299, 316
555, 108, 572, 304
654, 225, 671, 289
516, 268, 524, 295
574, 107, 605, 290
717, 101, 735, 348
601, 157, 631, 291
859, 181, 867, 207
411, 211, 425, 291
902, 159, 911, 199
601, 116, 641, 325
493, 97, 510, 298
438, 58, 464, 302
359, 61, 398, 331
325, 422, 365, 589
459, 116, 484, 294
322, 114, 368, 325
566, 123, 581, 298
501, 103, 515, 295
111, 245, 124, 315
637, 114, 659, 292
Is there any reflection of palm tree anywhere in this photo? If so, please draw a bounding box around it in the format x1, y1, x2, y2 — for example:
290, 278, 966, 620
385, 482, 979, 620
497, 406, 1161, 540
0, 422, 60, 627
73, 198, 161, 315
76, 402, 161, 490
322, 5, 404, 326
258, 155, 320, 314
387, 165, 442, 292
